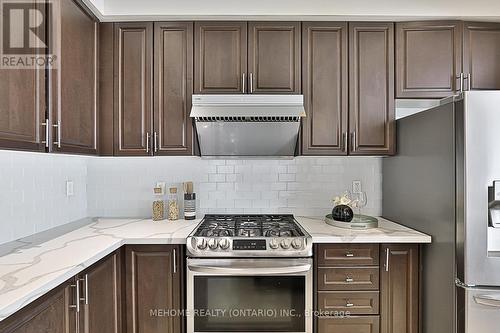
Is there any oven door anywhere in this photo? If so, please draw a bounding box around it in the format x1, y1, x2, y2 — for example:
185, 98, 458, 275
187, 258, 313, 333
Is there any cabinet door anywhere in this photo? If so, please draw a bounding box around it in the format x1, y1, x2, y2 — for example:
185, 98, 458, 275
349, 22, 395, 155
463, 22, 500, 90
125, 245, 183, 333
396, 21, 462, 98
0, 284, 68, 333
194, 22, 247, 94
248, 22, 301, 94
380, 244, 419, 333
114, 22, 153, 156
318, 316, 380, 333
154, 22, 193, 155
80, 252, 121, 333
0, 67, 46, 152
301, 22, 348, 155
52, 0, 98, 154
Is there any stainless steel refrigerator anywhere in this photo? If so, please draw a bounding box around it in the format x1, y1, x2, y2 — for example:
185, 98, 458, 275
383, 91, 500, 333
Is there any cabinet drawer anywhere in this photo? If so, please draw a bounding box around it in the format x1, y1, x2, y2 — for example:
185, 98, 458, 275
317, 267, 379, 291
317, 244, 380, 266
318, 316, 380, 333
317, 291, 379, 315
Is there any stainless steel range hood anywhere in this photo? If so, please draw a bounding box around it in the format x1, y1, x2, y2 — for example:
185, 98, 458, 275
190, 95, 306, 157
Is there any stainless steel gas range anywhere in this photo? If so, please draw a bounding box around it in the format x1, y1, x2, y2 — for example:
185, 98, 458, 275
186, 215, 313, 333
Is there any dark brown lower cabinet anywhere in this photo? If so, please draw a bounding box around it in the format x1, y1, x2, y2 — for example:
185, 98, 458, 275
0, 283, 69, 333
380, 244, 419, 333
125, 245, 183, 333
318, 316, 380, 333
79, 252, 122, 333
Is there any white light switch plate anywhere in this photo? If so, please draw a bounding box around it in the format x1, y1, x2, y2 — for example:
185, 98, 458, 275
66, 181, 74, 197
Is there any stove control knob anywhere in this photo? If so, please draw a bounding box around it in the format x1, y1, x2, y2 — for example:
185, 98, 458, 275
280, 239, 291, 249
197, 238, 208, 250
208, 238, 219, 250
269, 238, 280, 249
291, 239, 302, 249
219, 238, 230, 250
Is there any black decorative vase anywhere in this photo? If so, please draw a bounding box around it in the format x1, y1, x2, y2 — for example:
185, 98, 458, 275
332, 205, 354, 222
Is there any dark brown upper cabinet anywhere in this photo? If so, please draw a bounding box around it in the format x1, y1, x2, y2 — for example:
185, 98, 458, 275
248, 22, 301, 94
380, 244, 419, 333
0, 1, 46, 152
301, 22, 348, 155
349, 22, 395, 155
51, 0, 98, 155
194, 22, 247, 94
154, 22, 194, 155
0, 65, 46, 152
463, 22, 500, 90
396, 21, 462, 98
125, 245, 183, 333
113, 22, 153, 156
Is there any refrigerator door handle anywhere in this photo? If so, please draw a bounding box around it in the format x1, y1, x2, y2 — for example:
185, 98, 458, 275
474, 294, 500, 308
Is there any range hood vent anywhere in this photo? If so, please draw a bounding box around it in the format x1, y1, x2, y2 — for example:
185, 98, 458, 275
190, 95, 306, 157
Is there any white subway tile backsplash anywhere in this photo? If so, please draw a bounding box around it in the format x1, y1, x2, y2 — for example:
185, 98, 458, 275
0, 152, 382, 245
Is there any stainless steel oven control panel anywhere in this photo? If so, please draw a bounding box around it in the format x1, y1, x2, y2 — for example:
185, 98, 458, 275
186, 236, 313, 257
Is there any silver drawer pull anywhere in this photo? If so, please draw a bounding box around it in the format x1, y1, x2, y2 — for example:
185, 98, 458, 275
346, 301, 354, 307
345, 252, 354, 257
345, 276, 354, 283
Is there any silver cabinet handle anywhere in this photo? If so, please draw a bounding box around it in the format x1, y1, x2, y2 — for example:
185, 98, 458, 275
345, 252, 354, 257
458, 73, 464, 92
154, 132, 158, 153
69, 279, 80, 313
351, 132, 357, 151
242, 73, 246, 94
173, 248, 177, 274
342, 132, 348, 152
465, 73, 471, 91
385, 247, 390, 272
146, 132, 150, 153
249, 73, 254, 94
345, 276, 354, 283
41, 119, 49, 148
79, 274, 89, 305
474, 295, 500, 308
53, 121, 61, 148
346, 301, 354, 307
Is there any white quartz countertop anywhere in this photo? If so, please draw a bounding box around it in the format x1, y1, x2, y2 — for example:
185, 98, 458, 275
0, 216, 430, 322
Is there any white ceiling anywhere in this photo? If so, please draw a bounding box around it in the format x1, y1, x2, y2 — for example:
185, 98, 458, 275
84, 0, 500, 21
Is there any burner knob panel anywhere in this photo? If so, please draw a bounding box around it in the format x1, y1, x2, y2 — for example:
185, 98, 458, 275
280, 239, 291, 249
219, 238, 230, 250
269, 238, 280, 249
197, 238, 208, 250
208, 238, 219, 250
291, 239, 302, 249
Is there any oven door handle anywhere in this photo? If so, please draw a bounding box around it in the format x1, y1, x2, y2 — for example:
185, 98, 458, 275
188, 263, 312, 275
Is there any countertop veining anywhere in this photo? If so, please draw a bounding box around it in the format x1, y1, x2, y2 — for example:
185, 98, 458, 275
0, 215, 430, 321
